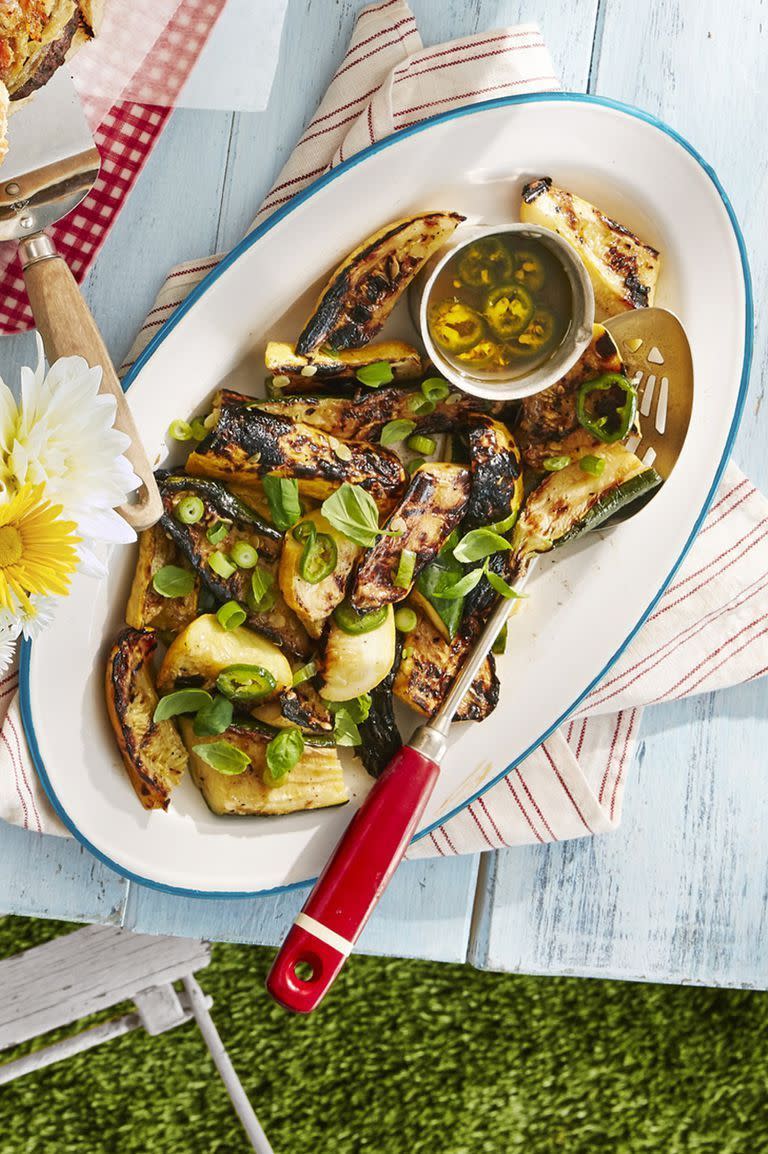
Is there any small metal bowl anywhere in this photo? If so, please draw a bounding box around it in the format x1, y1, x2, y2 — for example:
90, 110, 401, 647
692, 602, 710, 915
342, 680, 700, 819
411, 223, 595, 402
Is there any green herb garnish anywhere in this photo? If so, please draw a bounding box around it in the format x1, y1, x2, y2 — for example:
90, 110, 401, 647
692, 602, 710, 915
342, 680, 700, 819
152, 565, 195, 599
263, 474, 302, 531
192, 740, 251, 776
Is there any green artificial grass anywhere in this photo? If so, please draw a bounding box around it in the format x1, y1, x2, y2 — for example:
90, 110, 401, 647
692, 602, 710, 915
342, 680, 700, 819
1, 916, 767, 1154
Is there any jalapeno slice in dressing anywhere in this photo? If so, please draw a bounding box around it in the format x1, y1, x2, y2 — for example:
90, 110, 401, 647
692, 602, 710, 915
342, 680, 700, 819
483, 282, 535, 340
576, 373, 637, 444
429, 300, 485, 353
513, 249, 547, 293
517, 308, 557, 353
457, 237, 514, 288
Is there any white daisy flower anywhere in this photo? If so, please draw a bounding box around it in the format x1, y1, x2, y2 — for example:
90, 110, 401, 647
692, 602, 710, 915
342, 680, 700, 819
0, 335, 140, 562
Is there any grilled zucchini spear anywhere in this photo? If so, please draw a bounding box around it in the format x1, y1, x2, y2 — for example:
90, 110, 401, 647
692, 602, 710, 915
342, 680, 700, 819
393, 610, 499, 722
351, 463, 471, 611
255, 386, 499, 443
520, 177, 660, 319
156, 472, 311, 658
296, 211, 465, 354
464, 418, 524, 530
517, 323, 624, 469
509, 442, 662, 579
279, 509, 361, 638
106, 628, 188, 811
125, 524, 199, 634
181, 719, 349, 816
187, 391, 406, 509
265, 340, 422, 393
318, 603, 397, 702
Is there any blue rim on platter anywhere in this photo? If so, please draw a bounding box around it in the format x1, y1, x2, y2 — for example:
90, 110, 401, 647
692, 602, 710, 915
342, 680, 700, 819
20, 92, 754, 898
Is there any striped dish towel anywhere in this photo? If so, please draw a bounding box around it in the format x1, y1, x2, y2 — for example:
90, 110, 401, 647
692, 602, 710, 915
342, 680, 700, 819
0, 0, 227, 336
2, 0, 766, 856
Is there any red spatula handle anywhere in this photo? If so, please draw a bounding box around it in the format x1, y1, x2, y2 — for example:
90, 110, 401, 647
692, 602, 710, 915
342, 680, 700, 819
266, 742, 441, 1013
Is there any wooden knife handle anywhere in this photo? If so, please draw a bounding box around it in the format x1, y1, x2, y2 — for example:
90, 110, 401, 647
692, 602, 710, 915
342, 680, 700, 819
21, 241, 162, 532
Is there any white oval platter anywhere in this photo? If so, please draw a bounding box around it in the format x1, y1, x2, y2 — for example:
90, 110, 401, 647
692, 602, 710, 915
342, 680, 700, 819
21, 94, 752, 896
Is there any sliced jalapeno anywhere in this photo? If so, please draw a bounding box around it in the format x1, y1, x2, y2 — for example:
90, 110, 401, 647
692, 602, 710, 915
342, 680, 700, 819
456, 337, 503, 370
457, 237, 514, 288
428, 300, 485, 354
333, 601, 388, 635
513, 249, 547, 292
483, 282, 535, 340
301, 531, 337, 584
576, 373, 637, 444
215, 664, 277, 705
516, 308, 557, 353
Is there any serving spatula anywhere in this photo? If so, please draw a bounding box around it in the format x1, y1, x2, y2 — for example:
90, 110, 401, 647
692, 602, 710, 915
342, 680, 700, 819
267, 306, 693, 1014
0, 68, 162, 531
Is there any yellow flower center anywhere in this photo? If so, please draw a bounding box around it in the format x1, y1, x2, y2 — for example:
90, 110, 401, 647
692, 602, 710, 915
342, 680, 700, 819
0, 525, 23, 568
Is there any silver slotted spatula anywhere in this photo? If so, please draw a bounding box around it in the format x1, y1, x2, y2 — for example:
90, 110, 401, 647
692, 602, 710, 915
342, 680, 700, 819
267, 306, 694, 1014
0, 68, 162, 531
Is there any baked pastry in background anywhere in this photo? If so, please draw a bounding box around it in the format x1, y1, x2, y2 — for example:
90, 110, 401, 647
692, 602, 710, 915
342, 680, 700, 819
0, 80, 8, 165
0, 1, 103, 101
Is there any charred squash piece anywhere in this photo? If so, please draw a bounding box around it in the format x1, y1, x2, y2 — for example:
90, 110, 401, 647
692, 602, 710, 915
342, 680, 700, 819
520, 178, 660, 318
187, 390, 407, 509
279, 510, 361, 638
358, 636, 403, 778
296, 211, 465, 355
125, 524, 199, 634
156, 472, 311, 658
253, 687, 334, 734
518, 324, 624, 468
181, 719, 349, 816
157, 613, 293, 697
106, 628, 187, 812
351, 463, 471, 611
464, 417, 524, 531
265, 340, 422, 392
319, 603, 397, 703
393, 611, 499, 722
254, 386, 500, 443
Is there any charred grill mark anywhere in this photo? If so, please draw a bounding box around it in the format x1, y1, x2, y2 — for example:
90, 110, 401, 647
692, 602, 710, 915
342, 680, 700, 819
295, 212, 465, 355
189, 398, 407, 506
108, 628, 168, 806
393, 616, 499, 722
11, 12, 80, 100
595, 330, 617, 359
605, 243, 651, 308
465, 418, 523, 529
278, 688, 333, 732
522, 176, 552, 203
351, 465, 471, 610
358, 636, 403, 777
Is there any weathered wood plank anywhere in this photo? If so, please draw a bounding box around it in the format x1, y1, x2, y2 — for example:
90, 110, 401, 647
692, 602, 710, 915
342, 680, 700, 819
123, 855, 480, 963
0, 820, 129, 926
0, 924, 210, 1046
472, 0, 768, 986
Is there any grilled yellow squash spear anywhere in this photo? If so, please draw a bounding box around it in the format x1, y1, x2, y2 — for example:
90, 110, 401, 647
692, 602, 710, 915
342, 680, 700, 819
520, 177, 660, 319
296, 211, 465, 354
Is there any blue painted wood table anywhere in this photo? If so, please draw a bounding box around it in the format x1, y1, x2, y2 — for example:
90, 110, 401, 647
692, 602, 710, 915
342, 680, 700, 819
1, 0, 766, 987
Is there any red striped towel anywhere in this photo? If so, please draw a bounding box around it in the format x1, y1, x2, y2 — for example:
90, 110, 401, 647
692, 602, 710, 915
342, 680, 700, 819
1, 1, 765, 854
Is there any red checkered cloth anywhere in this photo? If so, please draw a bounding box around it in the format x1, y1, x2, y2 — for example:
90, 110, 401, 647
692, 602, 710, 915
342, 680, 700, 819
0, 0, 227, 335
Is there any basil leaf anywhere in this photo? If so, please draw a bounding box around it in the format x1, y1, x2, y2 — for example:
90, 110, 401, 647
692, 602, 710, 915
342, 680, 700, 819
265, 727, 305, 779
355, 361, 394, 388
263, 474, 301, 531
453, 529, 512, 564
193, 694, 234, 737
249, 567, 275, 610
152, 565, 195, 599
192, 740, 251, 775
326, 694, 372, 725
333, 708, 362, 747
380, 419, 416, 447
485, 567, 526, 601
153, 689, 211, 723
321, 483, 383, 547
416, 552, 464, 639
432, 566, 485, 599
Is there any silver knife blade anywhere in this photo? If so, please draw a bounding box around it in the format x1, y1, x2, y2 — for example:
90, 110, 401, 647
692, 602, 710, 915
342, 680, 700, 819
0, 67, 100, 241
